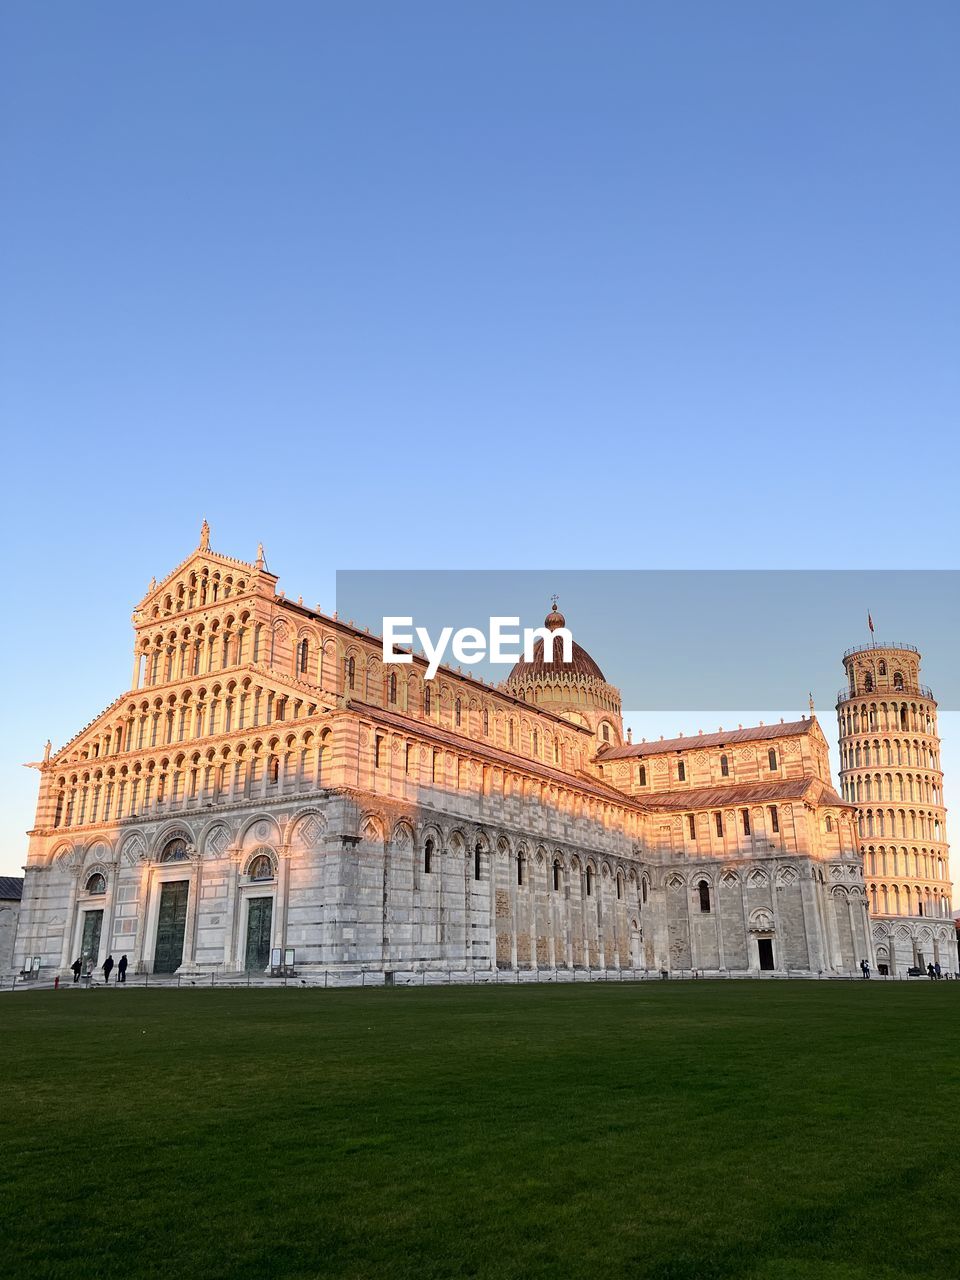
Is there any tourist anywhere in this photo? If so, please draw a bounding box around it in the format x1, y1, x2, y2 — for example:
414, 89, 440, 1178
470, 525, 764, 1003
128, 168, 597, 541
103, 954, 114, 984
934, 961, 942, 980
117, 954, 128, 984
927, 963, 935, 980
71, 958, 81, 984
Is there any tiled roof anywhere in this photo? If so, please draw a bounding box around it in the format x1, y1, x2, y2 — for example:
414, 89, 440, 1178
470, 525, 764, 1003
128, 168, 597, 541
599, 719, 816, 760
0, 876, 23, 901
345, 700, 639, 810
506, 637, 606, 684
280, 602, 592, 730
635, 777, 848, 813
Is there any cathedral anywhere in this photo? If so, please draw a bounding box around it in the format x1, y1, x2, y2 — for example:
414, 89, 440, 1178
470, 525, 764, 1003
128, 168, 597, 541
12, 526, 897, 981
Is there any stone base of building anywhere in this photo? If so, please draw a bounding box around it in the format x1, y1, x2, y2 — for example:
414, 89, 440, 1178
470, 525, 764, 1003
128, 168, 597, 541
869, 915, 957, 977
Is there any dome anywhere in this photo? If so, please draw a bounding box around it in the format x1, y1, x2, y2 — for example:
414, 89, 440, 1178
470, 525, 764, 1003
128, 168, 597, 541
506, 603, 606, 684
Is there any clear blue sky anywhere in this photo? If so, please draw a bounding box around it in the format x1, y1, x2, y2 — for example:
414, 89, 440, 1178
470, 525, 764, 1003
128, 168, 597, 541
1, 2, 958, 875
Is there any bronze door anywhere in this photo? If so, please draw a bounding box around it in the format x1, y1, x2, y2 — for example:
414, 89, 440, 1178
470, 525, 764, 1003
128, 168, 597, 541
244, 897, 273, 971
154, 881, 189, 973
81, 910, 103, 966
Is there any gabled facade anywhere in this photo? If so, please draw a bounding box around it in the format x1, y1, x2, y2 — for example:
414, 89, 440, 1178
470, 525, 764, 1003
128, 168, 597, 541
11, 527, 880, 979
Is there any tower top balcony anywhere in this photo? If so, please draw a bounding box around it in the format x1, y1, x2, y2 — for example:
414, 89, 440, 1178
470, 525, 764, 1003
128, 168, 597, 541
837, 683, 935, 705
842, 641, 920, 660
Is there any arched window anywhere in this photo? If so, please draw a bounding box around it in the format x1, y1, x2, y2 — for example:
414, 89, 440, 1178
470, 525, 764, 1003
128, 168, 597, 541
586, 865, 594, 896
345, 656, 356, 691
424, 838, 434, 874
389, 672, 397, 704
160, 836, 189, 863
616, 872, 623, 900
864, 673, 874, 692
85, 872, 106, 894
894, 672, 904, 690
825, 815, 833, 832
248, 851, 273, 880
553, 859, 561, 891
638, 765, 646, 786
474, 843, 482, 881
768, 748, 778, 771
879, 660, 887, 676
269, 756, 280, 784
720, 753, 729, 777
532, 729, 539, 756
424, 685, 431, 715
297, 639, 309, 674
601, 723, 610, 743
642, 877, 648, 904
482, 708, 489, 735
455, 698, 462, 727
517, 852, 524, 886
677, 761, 686, 782
698, 880, 711, 913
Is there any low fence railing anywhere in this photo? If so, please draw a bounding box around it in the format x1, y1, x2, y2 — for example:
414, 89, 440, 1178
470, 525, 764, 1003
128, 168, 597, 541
3, 965, 955, 993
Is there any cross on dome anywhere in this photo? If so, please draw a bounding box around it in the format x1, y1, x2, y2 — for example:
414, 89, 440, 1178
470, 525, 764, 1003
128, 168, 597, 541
545, 597, 566, 631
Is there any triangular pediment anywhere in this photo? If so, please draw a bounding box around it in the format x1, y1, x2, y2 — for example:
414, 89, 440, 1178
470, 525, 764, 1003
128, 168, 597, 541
48, 661, 334, 770
133, 525, 276, 620
136, 550, 266, 611
47, 690, 133, 768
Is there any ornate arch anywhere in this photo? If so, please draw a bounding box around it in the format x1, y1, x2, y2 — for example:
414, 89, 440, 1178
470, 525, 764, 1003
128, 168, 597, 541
391, 819, 414, 850
245, 847, 277, 880
288, 807, 328, 850
81, 839, 113, 866
200, 821, 233, 859
419, 822, 444, 853
749, 906, 774, 932
359, 813, 385, 843
237, 813, 282, 850
149, 821, 195, 860
119, 831, 148, 866
83, 865, 110, 894
49, 841, 78, 869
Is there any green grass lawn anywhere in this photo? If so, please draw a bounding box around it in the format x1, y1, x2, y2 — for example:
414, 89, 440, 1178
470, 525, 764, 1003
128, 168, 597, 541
1, 982, 958, 1280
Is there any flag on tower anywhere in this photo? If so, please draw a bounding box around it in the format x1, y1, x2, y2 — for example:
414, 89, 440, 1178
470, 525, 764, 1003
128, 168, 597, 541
868, 612, 874, 634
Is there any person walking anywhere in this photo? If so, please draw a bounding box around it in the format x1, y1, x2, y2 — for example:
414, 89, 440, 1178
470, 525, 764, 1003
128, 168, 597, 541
927, 962, 935, 980
71, 958, 82, 984
935, 961, 942, 980
117, 954, 128, 984
102, 954, 114, 984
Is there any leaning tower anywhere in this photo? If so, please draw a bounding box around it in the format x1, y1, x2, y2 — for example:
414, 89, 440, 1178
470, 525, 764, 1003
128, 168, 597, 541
836, 640, 955, 976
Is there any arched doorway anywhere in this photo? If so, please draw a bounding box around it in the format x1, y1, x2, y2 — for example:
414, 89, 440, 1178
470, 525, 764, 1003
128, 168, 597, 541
153, 837, 190, 973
